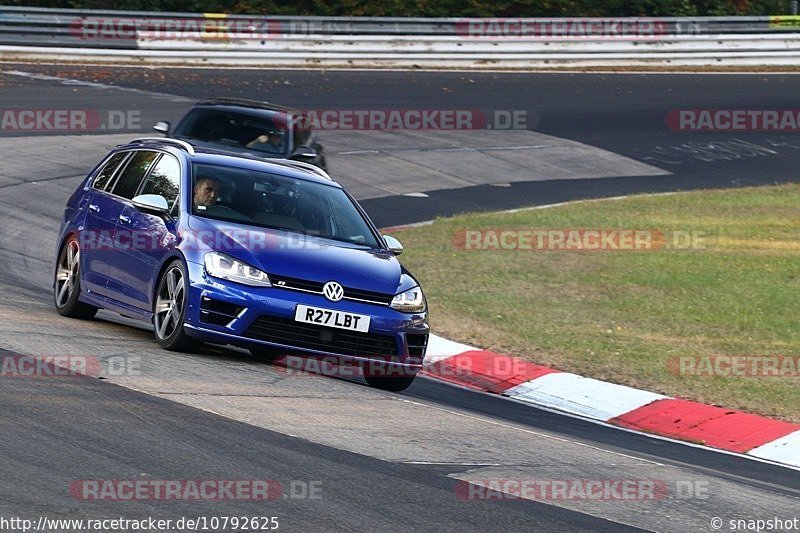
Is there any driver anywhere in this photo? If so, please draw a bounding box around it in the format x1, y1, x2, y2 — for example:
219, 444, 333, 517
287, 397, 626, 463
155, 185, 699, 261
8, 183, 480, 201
246, 130, 285, 153
193, 176, 221, 212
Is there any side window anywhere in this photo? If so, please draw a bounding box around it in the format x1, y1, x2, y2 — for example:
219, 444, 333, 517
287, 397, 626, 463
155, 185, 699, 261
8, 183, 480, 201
109, 150, 158, 199
140, 154, 181, 209
92, 152, 129, 191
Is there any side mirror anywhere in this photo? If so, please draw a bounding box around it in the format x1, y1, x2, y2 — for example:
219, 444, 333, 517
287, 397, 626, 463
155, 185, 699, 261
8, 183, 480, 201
289, 146, 318, 161
132, 194, 170, 215
383, 235, 404, 256
153, 121, 170, 134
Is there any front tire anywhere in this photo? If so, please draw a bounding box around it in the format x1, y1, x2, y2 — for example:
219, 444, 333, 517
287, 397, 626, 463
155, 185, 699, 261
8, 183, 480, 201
153, 260, 197, 351
54, 236, 98, 319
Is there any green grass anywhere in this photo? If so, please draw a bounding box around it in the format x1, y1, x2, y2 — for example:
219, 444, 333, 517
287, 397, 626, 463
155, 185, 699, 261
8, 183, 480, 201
393, 184, 800, 422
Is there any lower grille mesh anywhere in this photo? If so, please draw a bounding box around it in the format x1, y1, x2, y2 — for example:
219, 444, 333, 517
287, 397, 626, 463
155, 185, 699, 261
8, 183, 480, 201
244, 316, 399, 357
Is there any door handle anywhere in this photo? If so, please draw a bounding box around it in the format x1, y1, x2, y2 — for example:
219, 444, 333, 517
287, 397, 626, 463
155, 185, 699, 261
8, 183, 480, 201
118, 215, 131, 224
88, 204, 100, 213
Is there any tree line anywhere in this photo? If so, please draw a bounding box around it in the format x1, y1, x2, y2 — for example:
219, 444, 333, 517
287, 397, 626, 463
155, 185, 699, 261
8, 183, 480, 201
6, 0, 793, 17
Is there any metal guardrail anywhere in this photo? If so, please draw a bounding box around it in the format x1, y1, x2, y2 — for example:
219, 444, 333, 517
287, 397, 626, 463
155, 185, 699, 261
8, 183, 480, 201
1, 5, 800, 67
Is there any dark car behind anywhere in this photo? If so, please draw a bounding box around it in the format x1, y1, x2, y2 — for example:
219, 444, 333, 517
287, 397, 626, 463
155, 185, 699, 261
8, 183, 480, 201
155, 98, 327, 170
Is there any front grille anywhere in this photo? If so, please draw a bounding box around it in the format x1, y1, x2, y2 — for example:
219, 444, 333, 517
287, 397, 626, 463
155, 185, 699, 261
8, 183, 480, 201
343, 287, 394, 305
244, 316, 398, 357
271, 274, 322, 293
269, 274, 393, 306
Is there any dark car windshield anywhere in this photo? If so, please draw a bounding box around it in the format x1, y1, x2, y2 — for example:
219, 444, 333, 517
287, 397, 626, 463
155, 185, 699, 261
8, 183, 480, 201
190, 163, 380, 247
174, 108, 289, 156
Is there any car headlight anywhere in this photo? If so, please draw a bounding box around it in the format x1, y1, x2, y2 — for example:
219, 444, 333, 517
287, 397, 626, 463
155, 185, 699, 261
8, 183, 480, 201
391, 286, 426, 313
204, 252, 272, 287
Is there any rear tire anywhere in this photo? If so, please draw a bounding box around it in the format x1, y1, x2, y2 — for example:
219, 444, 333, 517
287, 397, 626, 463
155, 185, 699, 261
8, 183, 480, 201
153, 260, 197, 351
54, 236, 98, 320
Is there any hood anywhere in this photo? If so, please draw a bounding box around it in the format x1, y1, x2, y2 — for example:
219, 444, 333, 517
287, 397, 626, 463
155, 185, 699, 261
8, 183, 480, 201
176, 136, 289, 159
185, 216, 406, 295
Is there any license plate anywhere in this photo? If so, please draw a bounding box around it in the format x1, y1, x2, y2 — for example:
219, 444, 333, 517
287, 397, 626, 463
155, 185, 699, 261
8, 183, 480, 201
295, 304, 370, 333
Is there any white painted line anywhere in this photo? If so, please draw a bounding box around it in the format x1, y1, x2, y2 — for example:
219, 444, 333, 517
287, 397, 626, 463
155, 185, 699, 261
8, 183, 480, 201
506, 373, 667, 421
338, 150, 380, 155
402, 462, 503, 466
747, 430, 800, 468
382, 220, 435, 231
392, 396, 668, 466
1, 70, 193, 103
403, 192, 429, 198
424, 333, 476, 364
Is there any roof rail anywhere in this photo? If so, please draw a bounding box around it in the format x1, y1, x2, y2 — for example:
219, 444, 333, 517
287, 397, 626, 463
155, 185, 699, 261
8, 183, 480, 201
271, 159, 332, 180
128, 137, 196, 156
199, 97, 299, 115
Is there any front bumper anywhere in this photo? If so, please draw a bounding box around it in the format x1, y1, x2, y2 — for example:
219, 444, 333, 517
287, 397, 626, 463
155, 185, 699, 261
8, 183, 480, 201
182, 261, 429, 370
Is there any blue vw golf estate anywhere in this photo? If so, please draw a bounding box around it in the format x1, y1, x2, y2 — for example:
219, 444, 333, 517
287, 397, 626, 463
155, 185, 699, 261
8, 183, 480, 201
53, 138, 428, 390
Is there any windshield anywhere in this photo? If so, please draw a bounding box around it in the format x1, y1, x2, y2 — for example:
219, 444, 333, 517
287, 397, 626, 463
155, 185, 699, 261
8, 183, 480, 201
174, 108, 289, 156
190, 163, 380, 247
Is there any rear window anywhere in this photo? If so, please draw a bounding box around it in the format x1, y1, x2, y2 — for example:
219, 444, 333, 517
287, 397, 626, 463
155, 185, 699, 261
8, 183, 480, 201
140, 154, 181, 208
92, 152, 129, 191
109, 151, 159, 199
